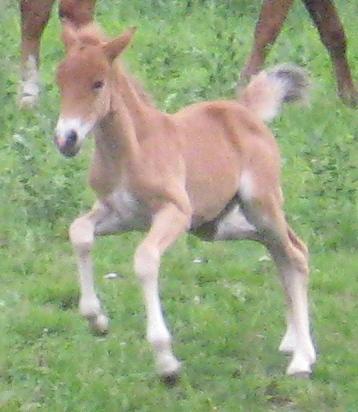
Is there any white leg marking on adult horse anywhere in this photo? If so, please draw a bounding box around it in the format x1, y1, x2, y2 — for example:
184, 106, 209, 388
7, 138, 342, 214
20, 55, 40, 108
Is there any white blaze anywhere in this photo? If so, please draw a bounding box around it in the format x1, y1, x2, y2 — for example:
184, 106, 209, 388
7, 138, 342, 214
56, 117, 95, 145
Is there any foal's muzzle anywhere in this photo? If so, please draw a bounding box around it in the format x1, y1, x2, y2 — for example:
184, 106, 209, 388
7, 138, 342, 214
55, 129, 80, 157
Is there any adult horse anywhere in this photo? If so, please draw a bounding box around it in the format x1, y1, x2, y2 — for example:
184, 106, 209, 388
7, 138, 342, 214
241, 0, 357, 106
19, 0, 96, 107
20, 0, 356, 107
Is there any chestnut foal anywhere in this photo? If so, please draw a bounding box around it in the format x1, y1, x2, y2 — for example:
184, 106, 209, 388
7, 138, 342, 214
54, 24, 316, 380
241, 0, 357, 106
20, 0, 95, 107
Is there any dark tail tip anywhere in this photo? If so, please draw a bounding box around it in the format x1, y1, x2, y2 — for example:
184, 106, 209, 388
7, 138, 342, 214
267, 64, 310, 103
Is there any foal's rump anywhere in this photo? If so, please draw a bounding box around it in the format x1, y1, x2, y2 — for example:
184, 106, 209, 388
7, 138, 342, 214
175, 64, 309, 227
174, 97, 280, 223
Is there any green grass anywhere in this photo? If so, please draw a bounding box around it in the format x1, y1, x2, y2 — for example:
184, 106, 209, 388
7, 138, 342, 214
0, 0, 357, 410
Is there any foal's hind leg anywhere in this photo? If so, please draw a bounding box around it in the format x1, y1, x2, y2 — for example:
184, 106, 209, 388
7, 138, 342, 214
278, 226, 310, 354
302, 0, 357, 106
69, 202, 123, 334
19, 0, 55, 108
240, 0, 294, 82
239, 186, 316, 376
215, 203, 308, 359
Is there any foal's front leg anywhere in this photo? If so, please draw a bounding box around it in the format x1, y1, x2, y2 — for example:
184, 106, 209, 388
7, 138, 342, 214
134, 203, 190, 380
69, 202, 121, 334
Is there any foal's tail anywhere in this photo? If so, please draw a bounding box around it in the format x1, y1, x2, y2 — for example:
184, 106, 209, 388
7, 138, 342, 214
237, 64, 310, 122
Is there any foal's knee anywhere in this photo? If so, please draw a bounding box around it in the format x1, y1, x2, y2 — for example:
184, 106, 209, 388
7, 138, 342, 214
293, 249, 309, 276
69, 217, 94, 255
283, 245, 310, 284
134, 243, 160, 282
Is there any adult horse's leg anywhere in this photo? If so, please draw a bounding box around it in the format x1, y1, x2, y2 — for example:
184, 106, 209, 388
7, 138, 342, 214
302, 0, 357, 106
240, 0, 294, 82
58, 0, 96, 26
69, 202, 123, 334
20, 0, 55, 108
134, 203, 190, 381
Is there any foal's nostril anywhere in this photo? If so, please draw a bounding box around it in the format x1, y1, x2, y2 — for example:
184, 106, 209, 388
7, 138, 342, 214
67, 129, 78, 145
55, 128, 80, 157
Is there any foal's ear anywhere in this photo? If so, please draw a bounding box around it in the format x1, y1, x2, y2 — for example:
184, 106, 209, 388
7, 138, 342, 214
103, 27, 137, 62
62, 23, 78, 51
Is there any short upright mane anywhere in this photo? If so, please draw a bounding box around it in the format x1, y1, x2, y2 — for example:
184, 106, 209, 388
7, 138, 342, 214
76, 22, 108, 45
73, 23, 154, 107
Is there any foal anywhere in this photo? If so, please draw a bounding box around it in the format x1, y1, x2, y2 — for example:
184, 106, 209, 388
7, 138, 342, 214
241, 0, 357, 107
20, 0, 95, 107
54, 24, 316, 380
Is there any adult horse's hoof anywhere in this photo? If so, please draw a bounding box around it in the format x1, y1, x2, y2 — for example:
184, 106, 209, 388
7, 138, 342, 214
338, 82, 358, 107
19, 93, 38, 109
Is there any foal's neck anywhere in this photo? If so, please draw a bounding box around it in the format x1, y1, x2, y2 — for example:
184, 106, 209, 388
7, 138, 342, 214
116, 65, 153, 114
95, 65, 156, 161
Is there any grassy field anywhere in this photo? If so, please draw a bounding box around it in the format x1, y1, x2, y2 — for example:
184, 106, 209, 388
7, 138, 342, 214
0, 0, 357, 410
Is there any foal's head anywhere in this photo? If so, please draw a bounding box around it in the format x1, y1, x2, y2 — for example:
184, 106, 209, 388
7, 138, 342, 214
55, 24, 135, 157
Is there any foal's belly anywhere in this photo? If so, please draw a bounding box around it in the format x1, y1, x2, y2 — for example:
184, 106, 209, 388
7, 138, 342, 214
190, 202, 257, 242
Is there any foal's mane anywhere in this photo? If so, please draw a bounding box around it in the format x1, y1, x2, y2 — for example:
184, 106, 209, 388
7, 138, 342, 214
74, 23, 154, 107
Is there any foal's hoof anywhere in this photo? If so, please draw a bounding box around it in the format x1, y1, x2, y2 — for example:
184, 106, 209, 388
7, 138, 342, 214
161, 372, 180, 387
286, 355, 313, 378
157, 356, 181, 386
89, 313, 109, 335
291, 371, 311, 379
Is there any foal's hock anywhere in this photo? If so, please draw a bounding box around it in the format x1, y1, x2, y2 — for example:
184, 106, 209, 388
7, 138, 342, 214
54, 23, 316, 380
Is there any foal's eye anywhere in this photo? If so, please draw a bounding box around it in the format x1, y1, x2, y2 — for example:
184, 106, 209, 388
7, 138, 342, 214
92, 80, 104, 91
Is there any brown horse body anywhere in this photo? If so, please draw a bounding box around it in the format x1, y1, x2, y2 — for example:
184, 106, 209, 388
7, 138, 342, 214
19, 0, 95, 107
54, 24, 316, 380
241, 0, 357, 106
20, 0, 355, 107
